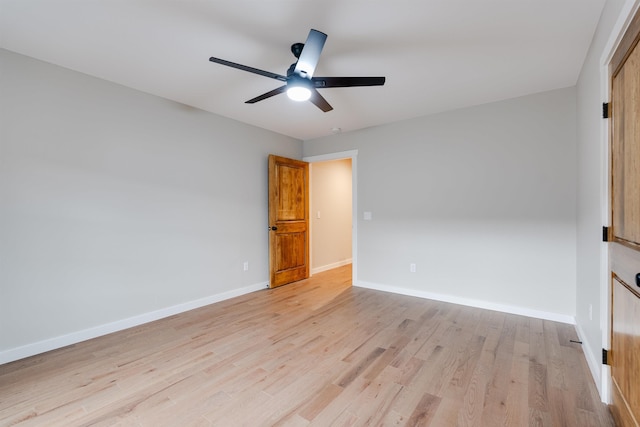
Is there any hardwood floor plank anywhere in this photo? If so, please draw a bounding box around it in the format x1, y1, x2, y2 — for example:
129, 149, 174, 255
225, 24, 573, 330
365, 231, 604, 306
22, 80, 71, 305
428, 397, 462, 426
405, 392, 441, 426
504, 355, 530, 426
343, 367, 404, 426
528, 360, 549, 413
443, 334, 486, 401
299, 383, 344, 421
410, 345, 457, 397
337, 347, 386, 388
456, 341, 491, 426
479, 352, 511, 425
0, 265, 613, 426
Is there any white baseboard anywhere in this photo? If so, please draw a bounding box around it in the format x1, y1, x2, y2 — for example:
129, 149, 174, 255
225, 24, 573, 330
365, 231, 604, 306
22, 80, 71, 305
0, 281, 269, 365
311, 259, 353, 275
1, 278, 578, 365
355, 280, 576, 325
575, 322, 609, 403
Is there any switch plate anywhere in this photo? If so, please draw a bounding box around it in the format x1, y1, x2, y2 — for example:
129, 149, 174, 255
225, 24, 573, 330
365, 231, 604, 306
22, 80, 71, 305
243, 261, 249, 271
317, 211, 321, 219
364, 211, 372, 220
410, 263, 416, 273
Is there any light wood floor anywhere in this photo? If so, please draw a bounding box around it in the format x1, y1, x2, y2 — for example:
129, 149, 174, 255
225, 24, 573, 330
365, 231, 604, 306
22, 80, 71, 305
0, 265, 614, 426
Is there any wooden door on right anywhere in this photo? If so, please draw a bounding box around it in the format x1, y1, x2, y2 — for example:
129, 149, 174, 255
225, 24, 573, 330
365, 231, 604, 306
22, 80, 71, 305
609, 8, 640, 427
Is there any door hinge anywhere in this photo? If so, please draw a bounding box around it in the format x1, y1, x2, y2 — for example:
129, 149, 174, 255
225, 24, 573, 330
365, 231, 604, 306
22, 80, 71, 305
602, 348, 610, 365
603, 226, 610, 242
603, 102, 610, 119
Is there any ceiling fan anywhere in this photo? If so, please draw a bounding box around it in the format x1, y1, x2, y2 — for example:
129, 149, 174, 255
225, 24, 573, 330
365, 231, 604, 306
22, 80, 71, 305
209, 29, 385, 112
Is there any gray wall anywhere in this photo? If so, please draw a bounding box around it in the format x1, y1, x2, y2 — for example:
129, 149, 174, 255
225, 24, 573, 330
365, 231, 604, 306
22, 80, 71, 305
304, 88, 578, 320
0, 49, 300, 361
575, 0, 627, 396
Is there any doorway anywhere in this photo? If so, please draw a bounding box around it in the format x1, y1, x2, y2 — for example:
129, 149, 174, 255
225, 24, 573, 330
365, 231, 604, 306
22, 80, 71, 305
304, 150, 357, 285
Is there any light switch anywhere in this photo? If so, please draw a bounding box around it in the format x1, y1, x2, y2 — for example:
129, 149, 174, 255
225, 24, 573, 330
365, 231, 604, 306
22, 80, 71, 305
364, 211, 372, 220
317, 211, 321, 219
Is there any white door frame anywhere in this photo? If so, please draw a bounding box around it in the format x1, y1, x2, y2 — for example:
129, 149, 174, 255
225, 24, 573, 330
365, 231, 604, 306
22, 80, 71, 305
303, 150, 358, 285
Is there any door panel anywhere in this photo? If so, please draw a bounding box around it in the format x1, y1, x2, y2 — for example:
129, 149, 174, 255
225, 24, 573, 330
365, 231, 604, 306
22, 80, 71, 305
610, 245, 640, 427
611, 276, 640, 427
609, 7, 640, 426
612, 40, 640, 246
268, 155, 309, 288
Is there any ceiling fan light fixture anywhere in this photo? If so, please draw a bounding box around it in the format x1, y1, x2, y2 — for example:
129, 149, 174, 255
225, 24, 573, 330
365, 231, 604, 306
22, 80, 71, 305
286, 82, 312, 102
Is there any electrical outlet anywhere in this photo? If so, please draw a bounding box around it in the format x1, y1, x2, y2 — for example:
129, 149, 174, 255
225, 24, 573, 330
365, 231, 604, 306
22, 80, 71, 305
243, 261, 249, 271
410, 263, 416, 273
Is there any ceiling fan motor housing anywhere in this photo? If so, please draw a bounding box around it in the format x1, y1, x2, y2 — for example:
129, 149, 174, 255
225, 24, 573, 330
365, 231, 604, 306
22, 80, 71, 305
291, 43, 304, 58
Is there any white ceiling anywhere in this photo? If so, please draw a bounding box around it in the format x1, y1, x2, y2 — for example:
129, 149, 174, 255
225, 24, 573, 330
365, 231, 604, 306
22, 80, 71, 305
0, 1, 606, 141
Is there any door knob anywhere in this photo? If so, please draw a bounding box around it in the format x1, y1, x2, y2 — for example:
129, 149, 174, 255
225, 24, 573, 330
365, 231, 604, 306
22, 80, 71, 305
269, 226, 278, 231
636, 273, 640, 287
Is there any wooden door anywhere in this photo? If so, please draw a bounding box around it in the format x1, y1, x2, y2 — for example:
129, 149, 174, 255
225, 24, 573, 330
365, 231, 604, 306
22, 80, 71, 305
268, 155, 309, 288
609, 9, 640, 427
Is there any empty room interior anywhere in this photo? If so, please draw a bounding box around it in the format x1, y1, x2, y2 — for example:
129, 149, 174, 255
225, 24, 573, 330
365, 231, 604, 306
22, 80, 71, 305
1, 1, 640, 426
